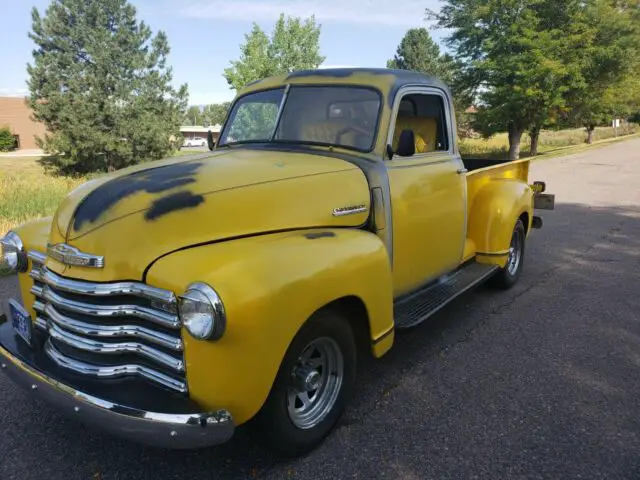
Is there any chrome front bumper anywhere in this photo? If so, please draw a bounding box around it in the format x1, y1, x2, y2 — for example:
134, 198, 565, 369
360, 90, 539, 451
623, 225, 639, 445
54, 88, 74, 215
0, 343, 235, 449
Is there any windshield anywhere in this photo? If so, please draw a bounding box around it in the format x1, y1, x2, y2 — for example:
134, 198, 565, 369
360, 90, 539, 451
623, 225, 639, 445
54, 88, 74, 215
219, 86, 381, 152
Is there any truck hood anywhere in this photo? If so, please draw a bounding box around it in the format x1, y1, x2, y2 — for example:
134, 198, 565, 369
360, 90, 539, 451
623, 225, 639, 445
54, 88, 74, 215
47, 148, 371, 281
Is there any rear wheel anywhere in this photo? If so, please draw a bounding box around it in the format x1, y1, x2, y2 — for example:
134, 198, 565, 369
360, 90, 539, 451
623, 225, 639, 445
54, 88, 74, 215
491, 218, 525, 289
253, 309, 357, 456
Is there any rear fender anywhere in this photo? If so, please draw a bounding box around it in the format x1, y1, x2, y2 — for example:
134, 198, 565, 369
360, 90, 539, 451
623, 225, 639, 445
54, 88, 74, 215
468, 179, 532, 267
145, 228, 394, 425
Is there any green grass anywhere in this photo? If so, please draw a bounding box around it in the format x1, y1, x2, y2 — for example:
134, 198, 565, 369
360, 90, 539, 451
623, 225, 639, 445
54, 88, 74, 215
460, 125, 639, 159
0, 157, 86, 237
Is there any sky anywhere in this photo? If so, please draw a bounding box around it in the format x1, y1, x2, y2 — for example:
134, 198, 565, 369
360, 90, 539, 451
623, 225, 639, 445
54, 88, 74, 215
0, 0, 446, 106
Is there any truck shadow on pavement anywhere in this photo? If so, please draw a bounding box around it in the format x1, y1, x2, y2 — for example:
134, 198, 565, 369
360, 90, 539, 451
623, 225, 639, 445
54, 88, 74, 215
1, 202, 639, 480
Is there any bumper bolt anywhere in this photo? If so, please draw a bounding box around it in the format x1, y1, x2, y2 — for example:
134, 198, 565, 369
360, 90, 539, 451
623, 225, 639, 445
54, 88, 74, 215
1, 363, 6, 369
31, 384, 37, 390
74, 407, 80, 413
170, 431, 178, 437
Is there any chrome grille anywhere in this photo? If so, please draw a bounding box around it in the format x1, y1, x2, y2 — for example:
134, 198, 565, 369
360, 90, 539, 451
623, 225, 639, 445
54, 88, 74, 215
28, 251, 187, 393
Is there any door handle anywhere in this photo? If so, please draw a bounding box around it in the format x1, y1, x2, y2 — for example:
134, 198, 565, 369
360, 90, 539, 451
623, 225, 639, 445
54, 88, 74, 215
457, 168, 468, 174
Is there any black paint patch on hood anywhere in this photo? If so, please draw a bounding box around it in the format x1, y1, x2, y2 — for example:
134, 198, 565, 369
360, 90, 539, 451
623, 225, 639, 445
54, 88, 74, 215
72, 161, 204, 231
145, 191, 205, 221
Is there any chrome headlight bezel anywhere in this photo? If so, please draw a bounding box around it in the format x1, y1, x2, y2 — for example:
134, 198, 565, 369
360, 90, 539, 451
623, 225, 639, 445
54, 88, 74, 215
0, 231, 28, 274
178, 282, 226, 341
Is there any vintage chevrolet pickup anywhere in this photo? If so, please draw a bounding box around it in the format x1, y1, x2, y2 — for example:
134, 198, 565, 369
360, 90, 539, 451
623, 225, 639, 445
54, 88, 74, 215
0, 68, 554, 455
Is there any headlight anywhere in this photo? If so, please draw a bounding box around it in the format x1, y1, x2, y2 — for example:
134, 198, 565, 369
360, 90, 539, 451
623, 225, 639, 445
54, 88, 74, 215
0, 232, 28, 273
178, 282, 226, 340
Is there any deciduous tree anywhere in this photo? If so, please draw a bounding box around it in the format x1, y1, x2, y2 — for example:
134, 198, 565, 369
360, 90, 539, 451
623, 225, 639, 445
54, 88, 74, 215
203, 102, 231, 126
430, 1, 575, 159
224, 14, 325, 91
564, 0, 640, 143
27, 0, 188, 174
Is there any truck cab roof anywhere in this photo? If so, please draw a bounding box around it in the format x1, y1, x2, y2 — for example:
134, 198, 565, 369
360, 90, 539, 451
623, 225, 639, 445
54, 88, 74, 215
237, 67, 452, 103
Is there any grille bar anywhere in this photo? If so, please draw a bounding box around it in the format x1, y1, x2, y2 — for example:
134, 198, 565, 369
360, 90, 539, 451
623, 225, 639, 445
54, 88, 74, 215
45, 340, 188, 394
41, 303, 183, 352
31, 284, 181, 330
30, 265, 176, 305
47, 323, 185, 373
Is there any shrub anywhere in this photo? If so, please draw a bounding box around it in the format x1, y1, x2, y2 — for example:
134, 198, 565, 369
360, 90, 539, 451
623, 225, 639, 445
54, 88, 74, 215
0, 126, 16, 152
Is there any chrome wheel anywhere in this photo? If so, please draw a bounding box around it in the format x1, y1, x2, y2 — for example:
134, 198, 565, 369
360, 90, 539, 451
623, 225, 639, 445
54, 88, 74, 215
287, 337, 344, 430
507, 226, 523, 275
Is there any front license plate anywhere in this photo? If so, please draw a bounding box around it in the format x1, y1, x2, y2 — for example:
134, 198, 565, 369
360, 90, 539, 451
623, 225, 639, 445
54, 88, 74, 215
8, 299, 32, 347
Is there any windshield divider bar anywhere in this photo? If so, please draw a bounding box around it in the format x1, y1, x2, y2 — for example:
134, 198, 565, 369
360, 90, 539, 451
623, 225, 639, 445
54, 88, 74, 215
270, 84, 291, 142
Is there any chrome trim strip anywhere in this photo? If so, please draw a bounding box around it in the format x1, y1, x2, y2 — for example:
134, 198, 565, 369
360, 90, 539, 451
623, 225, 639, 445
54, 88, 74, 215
0, 344, 233, 448
43, 304, 183, 352
332, 205, 368, 217
47, 323, 184, 373
31, 285, 181, 330
30, 266, 176, 305
45, 339, 187, 393
46, 243, 104, 268
35, 317, 48, 332
28, 251, 47, 265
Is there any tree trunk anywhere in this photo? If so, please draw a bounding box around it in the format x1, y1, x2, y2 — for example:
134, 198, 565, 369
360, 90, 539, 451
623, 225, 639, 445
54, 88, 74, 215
508, 123, 524, 160
529, 125, 541, 157
586, 125, 595, 144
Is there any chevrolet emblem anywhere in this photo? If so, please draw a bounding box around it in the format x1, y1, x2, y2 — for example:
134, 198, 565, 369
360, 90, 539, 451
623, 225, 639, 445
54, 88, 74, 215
46, 243, 105, 268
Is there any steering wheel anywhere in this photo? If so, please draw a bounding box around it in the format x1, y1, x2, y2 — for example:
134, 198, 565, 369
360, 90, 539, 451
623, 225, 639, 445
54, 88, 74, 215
335, 124, 372, 144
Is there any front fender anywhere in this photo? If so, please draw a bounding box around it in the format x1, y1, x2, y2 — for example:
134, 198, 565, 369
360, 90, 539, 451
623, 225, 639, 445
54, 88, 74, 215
10, 217, 55, 320
468, 179, 532, 267
145, 228, 394, 425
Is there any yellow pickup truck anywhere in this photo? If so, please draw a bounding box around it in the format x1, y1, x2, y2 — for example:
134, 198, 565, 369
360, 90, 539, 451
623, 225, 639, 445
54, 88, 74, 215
0, 68, 554, 456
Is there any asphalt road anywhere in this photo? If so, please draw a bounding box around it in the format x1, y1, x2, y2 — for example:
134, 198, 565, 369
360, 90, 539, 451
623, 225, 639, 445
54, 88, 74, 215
1, 138, 639, 480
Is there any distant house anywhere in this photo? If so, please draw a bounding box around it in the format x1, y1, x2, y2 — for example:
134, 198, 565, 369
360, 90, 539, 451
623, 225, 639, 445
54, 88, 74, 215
0, 97, 47, 150
180, 124, 221, 145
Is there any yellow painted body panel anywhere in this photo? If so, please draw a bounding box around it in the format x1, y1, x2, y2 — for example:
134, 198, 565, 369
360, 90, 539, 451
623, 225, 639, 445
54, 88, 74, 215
45, 151, 370, 282
146, 228, 394, 424
386, 154, 466, 296
466, 159, 533, 267
12, 217, 53, 319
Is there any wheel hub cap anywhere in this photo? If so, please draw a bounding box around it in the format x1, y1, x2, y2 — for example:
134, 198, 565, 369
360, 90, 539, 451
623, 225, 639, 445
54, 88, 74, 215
286, 336, 344, 430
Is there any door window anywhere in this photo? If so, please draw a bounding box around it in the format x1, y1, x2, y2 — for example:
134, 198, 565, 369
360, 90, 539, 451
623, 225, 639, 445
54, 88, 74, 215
390, 93, 449, 157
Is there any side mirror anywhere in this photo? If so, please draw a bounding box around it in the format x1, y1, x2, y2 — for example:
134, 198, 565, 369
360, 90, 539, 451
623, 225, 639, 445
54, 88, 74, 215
396, 129, 416, 157
207, 130, 216, 151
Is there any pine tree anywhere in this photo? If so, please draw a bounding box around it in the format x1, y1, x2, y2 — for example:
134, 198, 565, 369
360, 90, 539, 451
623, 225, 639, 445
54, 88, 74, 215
27, 0, 188, 174
387, 28, 456, 84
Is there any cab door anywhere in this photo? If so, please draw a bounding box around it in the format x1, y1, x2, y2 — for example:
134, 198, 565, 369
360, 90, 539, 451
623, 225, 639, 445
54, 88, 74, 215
385, 89, 467, 297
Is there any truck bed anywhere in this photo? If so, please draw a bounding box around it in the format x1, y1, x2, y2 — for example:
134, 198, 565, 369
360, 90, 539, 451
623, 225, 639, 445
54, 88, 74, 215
464, 157, 531, 222
462, 158, 514, 172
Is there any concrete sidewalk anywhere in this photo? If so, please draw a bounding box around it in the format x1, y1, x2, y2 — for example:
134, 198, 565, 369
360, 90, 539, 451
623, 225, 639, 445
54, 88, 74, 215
0, 149, 45, 157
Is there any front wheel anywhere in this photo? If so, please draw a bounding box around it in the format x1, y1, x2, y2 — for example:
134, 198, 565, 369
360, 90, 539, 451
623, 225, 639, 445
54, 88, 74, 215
490, 218, 526, 289
253, 309, 357, 456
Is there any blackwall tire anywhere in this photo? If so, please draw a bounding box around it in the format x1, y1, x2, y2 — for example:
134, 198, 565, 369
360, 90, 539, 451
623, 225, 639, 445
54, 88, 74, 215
253, 309, 357, 457
490, 219, 526, 290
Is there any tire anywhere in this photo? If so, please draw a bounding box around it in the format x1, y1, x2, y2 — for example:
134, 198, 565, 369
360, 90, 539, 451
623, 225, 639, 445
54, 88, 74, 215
490, 218, 526, 290
253, 309, 357, 457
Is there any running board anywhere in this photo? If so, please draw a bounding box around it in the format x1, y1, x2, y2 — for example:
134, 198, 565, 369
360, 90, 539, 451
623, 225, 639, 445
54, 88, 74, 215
394, 261, 499, 329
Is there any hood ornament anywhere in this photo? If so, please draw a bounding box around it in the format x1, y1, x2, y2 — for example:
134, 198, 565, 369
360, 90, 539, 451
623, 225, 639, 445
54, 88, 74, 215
46, 243, 105, 268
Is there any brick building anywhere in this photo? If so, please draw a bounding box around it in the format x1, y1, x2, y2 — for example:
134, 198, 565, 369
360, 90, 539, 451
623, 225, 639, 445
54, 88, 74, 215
0, 97, 47, 150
